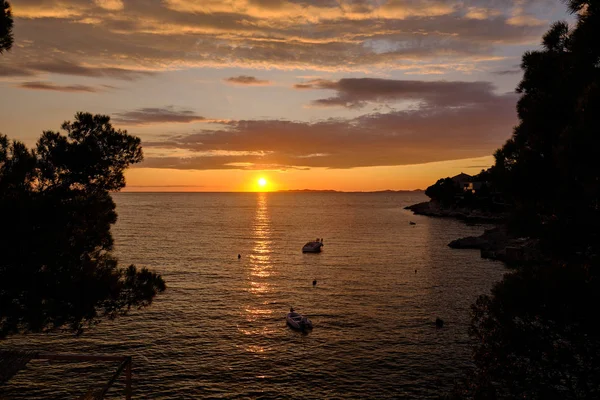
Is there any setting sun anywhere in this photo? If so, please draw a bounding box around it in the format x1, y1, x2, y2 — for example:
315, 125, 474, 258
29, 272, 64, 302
258, 177, 267, 188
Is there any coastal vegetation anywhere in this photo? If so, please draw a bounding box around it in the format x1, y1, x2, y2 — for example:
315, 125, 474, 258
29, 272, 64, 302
441, 1, 600, 397
0, 2, 164, 339
0, 113, 166, 338
0, 1, 12, 54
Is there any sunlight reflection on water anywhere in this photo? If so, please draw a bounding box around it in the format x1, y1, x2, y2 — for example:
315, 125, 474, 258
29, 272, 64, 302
248, 192, 273, 298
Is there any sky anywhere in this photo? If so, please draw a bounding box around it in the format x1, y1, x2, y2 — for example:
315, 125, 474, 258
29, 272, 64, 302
0, 0, 571, 191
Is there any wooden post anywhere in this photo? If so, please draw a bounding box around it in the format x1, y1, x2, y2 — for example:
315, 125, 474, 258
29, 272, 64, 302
125, 357, 132, 400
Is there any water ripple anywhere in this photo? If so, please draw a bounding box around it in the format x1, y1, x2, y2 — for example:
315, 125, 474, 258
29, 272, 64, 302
1, 193, 506, 399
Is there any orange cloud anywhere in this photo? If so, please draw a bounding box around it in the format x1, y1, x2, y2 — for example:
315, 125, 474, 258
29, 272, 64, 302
162, 0, 456, 22
507, 0, 546, 27
11, 2, 85, 19
94, 0, 123, 11
465, 7, 503, 20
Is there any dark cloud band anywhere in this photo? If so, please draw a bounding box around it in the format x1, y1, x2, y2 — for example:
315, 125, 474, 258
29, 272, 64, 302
224, 75, 271, 85
17, 81, 103, 92
112, 107, 206, 125
139, 78, 518, 170
295, 78, 506, 108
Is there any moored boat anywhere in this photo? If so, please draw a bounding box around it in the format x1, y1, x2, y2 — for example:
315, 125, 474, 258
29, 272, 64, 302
302, 238, 323, 253
286, 308, 313, 330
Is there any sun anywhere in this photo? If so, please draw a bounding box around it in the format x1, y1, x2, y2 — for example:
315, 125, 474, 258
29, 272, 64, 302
253, 176, 272, 192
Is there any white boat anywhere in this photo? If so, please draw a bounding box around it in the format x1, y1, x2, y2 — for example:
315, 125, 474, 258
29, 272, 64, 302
286, 308, 313, 330
302, 238, 323, 253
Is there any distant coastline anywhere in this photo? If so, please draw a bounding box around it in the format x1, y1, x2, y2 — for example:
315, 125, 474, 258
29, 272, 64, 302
277, 189, 424, 193
119, 189, 425, 194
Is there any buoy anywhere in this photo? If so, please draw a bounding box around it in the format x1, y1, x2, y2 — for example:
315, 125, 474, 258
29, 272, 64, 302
313, 279, 317, 286
415, 269, 417, 274
435, 318, 444, 328
238, 254, 241, 259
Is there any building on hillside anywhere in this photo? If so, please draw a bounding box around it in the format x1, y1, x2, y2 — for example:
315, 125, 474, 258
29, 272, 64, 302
450, 173, 487, 195
464, 182, 484, 194
451, 173, 472, 188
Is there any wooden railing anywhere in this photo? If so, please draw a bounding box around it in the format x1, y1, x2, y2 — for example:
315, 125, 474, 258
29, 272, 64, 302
33, 353, 132, 400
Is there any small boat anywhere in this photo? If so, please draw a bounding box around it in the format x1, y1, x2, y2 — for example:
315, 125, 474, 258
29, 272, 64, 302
409, 221, 416, 225
286, 308, 313, 330
302, 238, 323, 253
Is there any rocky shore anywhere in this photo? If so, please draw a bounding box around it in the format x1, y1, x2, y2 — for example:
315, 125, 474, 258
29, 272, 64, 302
447, 226, 546, 265
404, 201, 507, 223
406, 201, 544, 265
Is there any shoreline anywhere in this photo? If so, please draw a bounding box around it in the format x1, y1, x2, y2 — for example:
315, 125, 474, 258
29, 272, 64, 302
404, 201, 506, 224
405, 201, 545, 265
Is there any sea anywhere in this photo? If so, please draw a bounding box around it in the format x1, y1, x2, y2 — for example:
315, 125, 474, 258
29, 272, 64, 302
0, 192, 506, 399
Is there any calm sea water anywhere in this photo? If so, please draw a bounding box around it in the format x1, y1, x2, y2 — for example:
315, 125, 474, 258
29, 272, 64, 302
1, 192, 506, 399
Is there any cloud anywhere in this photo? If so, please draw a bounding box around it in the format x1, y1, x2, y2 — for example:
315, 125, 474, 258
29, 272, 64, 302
294, 78, 505, 109
112, 107, 207, 125
224, 75, 271, 85
507, 14, 545, 26
163, 0, 457, 21
493, 68, 522, 75
94, 0, 124, 11
16, 81, 103, 92
28, 60, 155, 80
3, 0, 557, 76
13, 2, 87, 18
507, 0, 547, 27
141, 78, 518, 170
0, 59, 155, 81
126, 185, 207, 188
465, 7, 503, 20
0, 65, 36, 77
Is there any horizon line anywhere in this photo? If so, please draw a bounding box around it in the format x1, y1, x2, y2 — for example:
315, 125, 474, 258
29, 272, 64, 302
117, 189, 425, 194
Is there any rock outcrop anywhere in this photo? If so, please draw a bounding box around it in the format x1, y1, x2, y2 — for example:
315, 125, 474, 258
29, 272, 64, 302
404, 201, 506, 223
448, 227, 509, 250
448, 226, 546, 265
406, 201, 546, 265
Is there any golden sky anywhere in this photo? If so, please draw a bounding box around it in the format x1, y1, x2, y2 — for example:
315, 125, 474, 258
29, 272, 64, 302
0, 0, 570, 191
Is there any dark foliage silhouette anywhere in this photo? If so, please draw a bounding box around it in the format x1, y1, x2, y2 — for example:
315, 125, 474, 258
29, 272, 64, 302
0, 1, 12, 53
449, 263, 600, 399
0, 113, 165, 338
425, 177, 460, 206
491, 1, 600, 259
424, 170, 495, 211
450, 1, 600, 398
